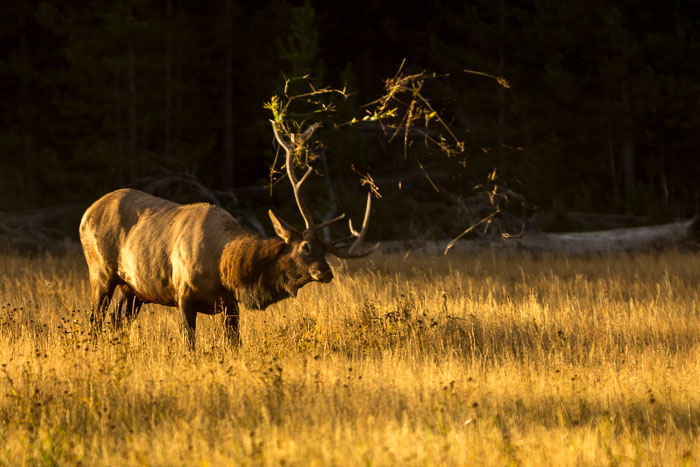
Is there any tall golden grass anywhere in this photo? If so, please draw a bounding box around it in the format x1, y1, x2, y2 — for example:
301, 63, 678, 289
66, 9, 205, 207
0, 249, 698, 465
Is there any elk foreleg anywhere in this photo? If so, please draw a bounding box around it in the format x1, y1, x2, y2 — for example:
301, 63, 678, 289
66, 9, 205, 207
178, 296, 198, 351
223, 302, 241, 348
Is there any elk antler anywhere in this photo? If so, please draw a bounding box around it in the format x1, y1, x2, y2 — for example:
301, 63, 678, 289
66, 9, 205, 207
329, 191, 378, 258
270, 120, 321, 229
270, 120, 377, 256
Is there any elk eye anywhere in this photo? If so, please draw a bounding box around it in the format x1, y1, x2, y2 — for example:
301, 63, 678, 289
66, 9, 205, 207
301, 242, 312, 254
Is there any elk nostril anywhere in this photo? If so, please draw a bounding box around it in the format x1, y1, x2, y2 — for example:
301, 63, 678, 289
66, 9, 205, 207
322, 269, 333, 282
312, 268, 333, 283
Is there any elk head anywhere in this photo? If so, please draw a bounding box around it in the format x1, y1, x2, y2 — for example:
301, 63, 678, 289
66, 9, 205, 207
269, 120, 377, 291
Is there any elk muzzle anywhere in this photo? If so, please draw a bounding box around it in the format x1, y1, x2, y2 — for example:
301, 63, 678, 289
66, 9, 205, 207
310, 266, 333, 283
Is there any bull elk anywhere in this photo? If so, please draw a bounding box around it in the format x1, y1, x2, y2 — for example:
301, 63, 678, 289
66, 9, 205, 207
79, 122, 376, 349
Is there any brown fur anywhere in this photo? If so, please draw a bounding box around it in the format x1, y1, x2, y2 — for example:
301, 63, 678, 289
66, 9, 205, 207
79, 188, 333, 348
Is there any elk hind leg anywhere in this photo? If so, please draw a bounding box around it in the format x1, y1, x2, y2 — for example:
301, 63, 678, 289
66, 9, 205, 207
89, 275, 117, 336
111, 283, 143, 331
124, 295, 143, 326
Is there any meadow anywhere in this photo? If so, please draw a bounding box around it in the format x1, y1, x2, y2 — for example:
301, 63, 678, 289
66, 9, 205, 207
0, 248, 698, 465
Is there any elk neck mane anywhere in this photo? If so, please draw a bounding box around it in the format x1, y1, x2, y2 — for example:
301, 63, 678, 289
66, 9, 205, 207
219, 233, 293, 310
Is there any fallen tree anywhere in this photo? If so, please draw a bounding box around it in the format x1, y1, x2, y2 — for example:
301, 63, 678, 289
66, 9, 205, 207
507, 215, 699, 255
0, 204, 84, 253
377, 203, 700, 257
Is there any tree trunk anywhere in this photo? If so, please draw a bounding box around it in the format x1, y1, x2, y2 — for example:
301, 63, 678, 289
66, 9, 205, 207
383, 197, 700, 256
17, 2, 36, 204
659, 147, 669, 207
128, 16, 137, 180
497, 0, 506, 174
621, 78, 635, 199
606, 114, 618, 201
164, 0, 173, 161
173, 0, 184, 160
221, 0, 234, 190
114, 70, 125, 185
360, 8, 372, 99
383, 212, 700, 257
511, 219, 698, 254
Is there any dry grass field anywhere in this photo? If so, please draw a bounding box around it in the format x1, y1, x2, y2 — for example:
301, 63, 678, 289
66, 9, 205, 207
0, 248, 699, 465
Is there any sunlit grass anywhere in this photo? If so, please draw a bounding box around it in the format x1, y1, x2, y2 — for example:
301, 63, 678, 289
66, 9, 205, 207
0, 249, 698, 465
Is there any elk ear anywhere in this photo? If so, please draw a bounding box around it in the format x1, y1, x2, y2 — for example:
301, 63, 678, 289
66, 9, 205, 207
268, 210, 301, 244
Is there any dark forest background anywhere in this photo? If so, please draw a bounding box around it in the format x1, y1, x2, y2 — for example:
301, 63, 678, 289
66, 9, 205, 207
1, 0, 699, 243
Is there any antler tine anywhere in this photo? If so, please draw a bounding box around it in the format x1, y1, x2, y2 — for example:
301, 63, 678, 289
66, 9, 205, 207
270, 120, 322, 230
348, 191, 373, 254
328, 235, 355, 248
313, 213, 346, 232
324, 191, 378, 258
330, 242, 379, 259
327, 191, 377, 258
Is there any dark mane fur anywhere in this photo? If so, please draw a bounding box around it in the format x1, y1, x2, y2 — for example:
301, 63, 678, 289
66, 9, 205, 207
219, 233, 294, 310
